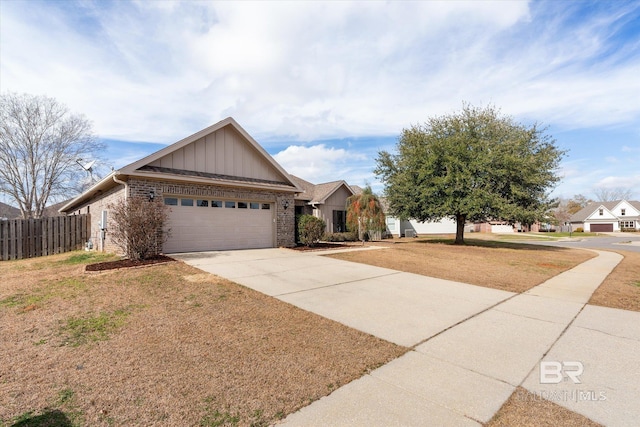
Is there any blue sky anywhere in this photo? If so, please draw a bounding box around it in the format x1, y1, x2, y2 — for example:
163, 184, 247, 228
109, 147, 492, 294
1, 0, 639, 200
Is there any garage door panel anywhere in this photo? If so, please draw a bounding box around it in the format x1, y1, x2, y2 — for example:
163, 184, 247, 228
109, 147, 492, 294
590, 223, 613, 232
164, 200, 274, 253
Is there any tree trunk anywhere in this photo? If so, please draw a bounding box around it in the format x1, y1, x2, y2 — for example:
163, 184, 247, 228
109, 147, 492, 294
455, 214, 466, 244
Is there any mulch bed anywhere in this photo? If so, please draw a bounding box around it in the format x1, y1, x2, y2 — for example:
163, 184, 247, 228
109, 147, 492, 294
85, 254, 175, 271
290, 242, 358, 251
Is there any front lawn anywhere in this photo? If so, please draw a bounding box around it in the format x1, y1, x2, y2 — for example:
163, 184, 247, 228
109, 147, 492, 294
589, 250, 640, 312
330, 237, 595, 293
0, 252, 405, 426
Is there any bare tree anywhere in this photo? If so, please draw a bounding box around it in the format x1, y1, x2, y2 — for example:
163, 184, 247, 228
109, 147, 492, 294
592, 187, 633, 202
0, 92, 103, 218
108, 196, 170, 260
567, 194, 592, 214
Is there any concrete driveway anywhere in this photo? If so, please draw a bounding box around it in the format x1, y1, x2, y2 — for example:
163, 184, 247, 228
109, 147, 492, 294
173, 248, 513, 347
174, 247, 640, 426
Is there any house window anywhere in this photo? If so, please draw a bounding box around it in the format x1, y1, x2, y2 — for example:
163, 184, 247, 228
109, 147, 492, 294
599, 208, 603, 216
621, 208, 626, 216
212, 200, 222, 208
197, 199, 209, 207
250, 202, 260, 209
333, 210, 347, 232
181, 198, 194, 207
238, 202, 248, 209
164, 197, 178, 206
620, 220, 635, 229
225, 201, 236, 208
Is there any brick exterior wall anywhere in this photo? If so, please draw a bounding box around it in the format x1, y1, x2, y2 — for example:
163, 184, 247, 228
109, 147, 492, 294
69, 183, 126, 254
128, 178, 296, 249
71, 177, 295, 254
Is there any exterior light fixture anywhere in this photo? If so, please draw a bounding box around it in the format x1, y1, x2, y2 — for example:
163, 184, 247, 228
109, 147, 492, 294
283, 200, 289, 210
149, 189, 155, 201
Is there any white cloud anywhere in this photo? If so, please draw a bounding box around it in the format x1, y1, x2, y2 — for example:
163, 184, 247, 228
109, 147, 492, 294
2, 0, 639, 198
273, 144, 368, 184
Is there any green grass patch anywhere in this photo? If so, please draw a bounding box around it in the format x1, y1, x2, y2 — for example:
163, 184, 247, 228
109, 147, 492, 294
56, 252, 118, 266
632, 281, 640, 288
61, 309, 131, 346
0, 293, 46, 309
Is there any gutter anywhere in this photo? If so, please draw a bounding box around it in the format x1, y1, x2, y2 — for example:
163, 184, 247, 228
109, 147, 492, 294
112, 173, 128, 199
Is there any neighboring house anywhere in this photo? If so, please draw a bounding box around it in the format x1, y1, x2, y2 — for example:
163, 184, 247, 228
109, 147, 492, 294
381, 198, 540, 236
290, 175, 356, 233
60, 118, 301, 253
380, 198, 458, 236
385, 216, 458, 237
0, 202, 20, 220
570, 199, 640, 232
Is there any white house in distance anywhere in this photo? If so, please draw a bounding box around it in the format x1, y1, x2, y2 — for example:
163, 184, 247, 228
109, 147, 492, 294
570, 200, 640, 232
385, 216, 459, 237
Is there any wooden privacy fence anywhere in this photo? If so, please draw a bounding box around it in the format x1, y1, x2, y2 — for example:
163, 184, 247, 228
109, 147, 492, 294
0, 215, 90, 261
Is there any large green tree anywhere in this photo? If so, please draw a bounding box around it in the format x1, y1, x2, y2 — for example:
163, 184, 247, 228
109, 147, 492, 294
375, 104, 565, 244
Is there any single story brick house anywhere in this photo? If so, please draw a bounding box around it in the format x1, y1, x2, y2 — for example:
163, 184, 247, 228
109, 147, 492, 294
570, 199, 640, 232
60, 118, 301, 253
290, 175, 359, 233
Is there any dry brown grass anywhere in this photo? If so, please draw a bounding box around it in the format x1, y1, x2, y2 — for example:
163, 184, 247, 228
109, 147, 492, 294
0, 252, 405, 426
330, 237, 594, 293
589, 250, 640, 312
486, 387, 602, 427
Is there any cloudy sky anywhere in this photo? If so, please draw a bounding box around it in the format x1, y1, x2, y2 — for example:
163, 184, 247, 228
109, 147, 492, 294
1, 0, 639, 199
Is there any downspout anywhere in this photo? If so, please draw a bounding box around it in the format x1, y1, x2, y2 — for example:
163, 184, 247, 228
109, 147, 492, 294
112, 173, 128, 199
99, 173, 127, 252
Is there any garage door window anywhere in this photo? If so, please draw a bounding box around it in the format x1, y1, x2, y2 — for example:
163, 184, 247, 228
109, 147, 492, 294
238, 202, 248, 209
197, 200, 209, 207
250, 202, 260, 209
225, 201, 236, 208
262, 204, 270, 210
164, 197, 178, 206
212, 200, 222, 208
181, 199, 194, 207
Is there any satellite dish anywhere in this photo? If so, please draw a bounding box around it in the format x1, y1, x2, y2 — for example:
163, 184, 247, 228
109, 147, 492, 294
76, 158, 98, 182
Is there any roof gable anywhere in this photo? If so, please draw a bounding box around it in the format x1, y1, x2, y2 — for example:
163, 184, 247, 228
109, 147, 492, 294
290, 175, 355, 204
571, 199, 640, 222
122, 117, 296, 187
585, 204, 617, 220
610, 200, 640, 217
313, 181, 354, 204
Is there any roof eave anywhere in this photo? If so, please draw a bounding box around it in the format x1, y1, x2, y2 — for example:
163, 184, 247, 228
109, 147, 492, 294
129, 171, 299, 193
59, 171, 119, 213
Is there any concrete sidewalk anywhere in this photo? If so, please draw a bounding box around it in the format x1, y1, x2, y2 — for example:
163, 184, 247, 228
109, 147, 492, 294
174, 248, 639, 426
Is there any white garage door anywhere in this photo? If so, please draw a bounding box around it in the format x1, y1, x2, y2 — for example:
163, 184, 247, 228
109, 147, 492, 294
163, 196, 274, 253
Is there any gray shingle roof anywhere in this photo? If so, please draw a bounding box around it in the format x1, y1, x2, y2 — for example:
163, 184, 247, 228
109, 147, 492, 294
290, 175, 354, 204
570, 200, 640, 222
0, 202, 20, 219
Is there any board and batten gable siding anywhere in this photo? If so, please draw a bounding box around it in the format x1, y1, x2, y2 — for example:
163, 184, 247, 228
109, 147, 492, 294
315, 185, 353, 233
148, 126, 284, 183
